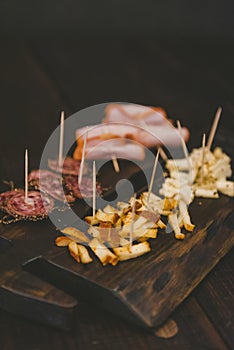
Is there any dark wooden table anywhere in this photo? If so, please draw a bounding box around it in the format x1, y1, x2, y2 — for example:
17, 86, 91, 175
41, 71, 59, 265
0, 38, 233, 350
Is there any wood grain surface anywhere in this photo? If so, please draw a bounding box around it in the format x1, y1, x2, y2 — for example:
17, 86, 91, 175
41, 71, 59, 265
22, 191, 234, 329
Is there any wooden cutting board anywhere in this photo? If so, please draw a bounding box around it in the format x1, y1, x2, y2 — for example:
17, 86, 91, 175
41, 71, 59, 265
0, 154, 233, 330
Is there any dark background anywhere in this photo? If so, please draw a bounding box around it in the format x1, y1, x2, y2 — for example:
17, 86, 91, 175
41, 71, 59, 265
1, 0, 234, 178
0, 2, 233, 350
1, 0, 234, 40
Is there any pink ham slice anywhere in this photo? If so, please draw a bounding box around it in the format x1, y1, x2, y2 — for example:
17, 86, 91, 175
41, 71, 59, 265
135, 124, 189, 147
76, 123, 137, 141
77, 138, 145, 160
103, 103, 167, 125
74, 122, 189, 160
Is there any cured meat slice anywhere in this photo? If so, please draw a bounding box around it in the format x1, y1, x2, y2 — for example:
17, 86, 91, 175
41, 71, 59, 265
0, 189, 23, 211
135, 124, 190, 148
103, 103, 167, 125
28, 169, 59, 182
76, 123, 189, 147
28, 169, 75, 203
48, 157, 86, 176
5, 190, 54, 218
76, 124, 137, 143
74, 121, 189, 160
63, 176, 102, 199
74, 138, 145, 161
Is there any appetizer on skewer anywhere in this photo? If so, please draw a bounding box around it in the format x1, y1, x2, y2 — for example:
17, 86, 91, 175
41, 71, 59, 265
0, 151, 54, 224
1, 103, 233, 267
48, 157, 87, 176
56, 106, 233, 266
28, 169, 75, 203
74, 103, 189, 162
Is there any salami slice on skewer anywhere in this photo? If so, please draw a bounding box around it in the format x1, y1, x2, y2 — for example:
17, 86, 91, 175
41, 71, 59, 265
48, 157, 87, 176
0, 189, 24, 212
28, 169, 75, 203
63, 176, 102, 199
5, 190, 54, 218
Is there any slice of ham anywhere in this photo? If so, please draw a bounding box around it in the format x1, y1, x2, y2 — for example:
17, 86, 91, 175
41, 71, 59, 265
4, 190, 54, 217
48, 157, 86, 176
74, 137, 145, 160
135, 124, 189, 148
28, 169, 75, 203
103, 103, 167, 125
76, 124, 137, 142
74, 122, 189, 160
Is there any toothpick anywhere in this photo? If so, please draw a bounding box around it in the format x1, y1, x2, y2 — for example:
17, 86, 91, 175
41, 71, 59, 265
139, 118, 168, 163
78, 132, 87, 185
147, 148, 160, 204
112, 155, 120, 173
207, 107, 222, 150
58, 111, 64, 167
92, 161, 96, 217
24, 149, 29, 203
177, 120, 191, 169
200, 133, 206, 183
105, 124, 120, 173
130, 193, 136, 246
158, 146, 168, 162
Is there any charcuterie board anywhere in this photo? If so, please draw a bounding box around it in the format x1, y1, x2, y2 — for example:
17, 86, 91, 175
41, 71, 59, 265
0, 137, 233, 330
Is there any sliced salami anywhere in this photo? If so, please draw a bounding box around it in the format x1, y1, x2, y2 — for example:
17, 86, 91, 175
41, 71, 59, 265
28, 169, 59, 182
5, 190, 54, 218
63, 176, 102, 199
0, 189, 24, 212
48, 157, 87, 176
28, 169, 75, 203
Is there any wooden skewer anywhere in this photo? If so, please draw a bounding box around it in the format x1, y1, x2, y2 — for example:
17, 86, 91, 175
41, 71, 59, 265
140, 118, 168, 162
111, 155, 120, 173
147, 148, 160, 204
78, 132, 87, 185
177, 121, 190, 162
207, 106, 222, 150
92, 161, 96, 218
200, 133, 206, 183
158, 147, 168, 162
24, 149, 29, 203
130, 193, 136, 247
58, 111, 65, 167
177, 120, 191, 169
177, 120, 193, 184
105, 124, 120, 173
